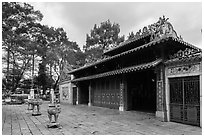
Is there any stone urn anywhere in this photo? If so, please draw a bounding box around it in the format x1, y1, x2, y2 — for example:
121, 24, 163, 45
27, 98, 34, 110
31, 99, 43, 116
47, 103, 61, 128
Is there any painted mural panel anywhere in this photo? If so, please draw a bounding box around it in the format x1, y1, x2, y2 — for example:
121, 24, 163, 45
62, 86, 69, 100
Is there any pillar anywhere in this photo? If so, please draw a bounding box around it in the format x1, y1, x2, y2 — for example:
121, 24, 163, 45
119, 76, 127, 111
76, 86, 80, 105
88, 82, 92, 106
156, 65, 167, 121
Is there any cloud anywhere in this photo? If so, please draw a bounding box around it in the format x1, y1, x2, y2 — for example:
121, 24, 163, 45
30, 2, 202, 48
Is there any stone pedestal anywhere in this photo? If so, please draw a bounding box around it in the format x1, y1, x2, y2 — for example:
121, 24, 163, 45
88, 103, 92, 106
47, 122, 60, 128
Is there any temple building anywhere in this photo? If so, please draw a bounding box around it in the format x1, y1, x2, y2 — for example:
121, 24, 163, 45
68, 16, 202, 126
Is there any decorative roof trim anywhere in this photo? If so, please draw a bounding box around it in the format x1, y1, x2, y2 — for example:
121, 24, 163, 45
71, 59, 162, 82
165, 52, 202, 65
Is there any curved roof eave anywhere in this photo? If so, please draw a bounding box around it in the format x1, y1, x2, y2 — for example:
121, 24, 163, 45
71, 58, 162, 82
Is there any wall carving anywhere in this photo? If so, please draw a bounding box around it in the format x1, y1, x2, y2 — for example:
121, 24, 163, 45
169, 48, 200, 60
157, 81, 163, 111
119, 83, 124, 107
167, 64, 200, 76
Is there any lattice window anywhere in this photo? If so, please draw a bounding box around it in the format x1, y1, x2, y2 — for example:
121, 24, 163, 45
170, 78, 183, 104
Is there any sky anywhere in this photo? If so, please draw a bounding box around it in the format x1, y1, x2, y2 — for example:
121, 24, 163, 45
28, 2, 202, 49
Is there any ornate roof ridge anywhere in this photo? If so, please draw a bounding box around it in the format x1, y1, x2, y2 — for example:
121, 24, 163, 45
104, 15, 181, 54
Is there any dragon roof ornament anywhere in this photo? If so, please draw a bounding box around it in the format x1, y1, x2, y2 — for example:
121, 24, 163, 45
136, 15, 181, 41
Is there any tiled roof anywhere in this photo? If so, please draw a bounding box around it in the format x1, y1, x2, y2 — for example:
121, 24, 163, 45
104, 33, 151, 54
68, 36, 201, 74
68, 36, 164, 74
72, 59, 162, 82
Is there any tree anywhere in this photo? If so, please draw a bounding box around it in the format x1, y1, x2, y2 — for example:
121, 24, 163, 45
46, 34, 85, 91
2, 2, 85, 94
35, 25, 85, 93
83, 20, 124, 63
2, 2, 43, 93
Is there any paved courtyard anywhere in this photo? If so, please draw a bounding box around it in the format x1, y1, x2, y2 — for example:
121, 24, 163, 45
2, 101, 202, 135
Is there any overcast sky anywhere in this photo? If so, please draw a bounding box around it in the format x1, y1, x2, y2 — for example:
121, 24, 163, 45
29, 2, 202, 49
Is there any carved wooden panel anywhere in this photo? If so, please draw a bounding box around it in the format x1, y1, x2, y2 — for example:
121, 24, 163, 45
92, 78, 120, 109
167, 64, 200, 76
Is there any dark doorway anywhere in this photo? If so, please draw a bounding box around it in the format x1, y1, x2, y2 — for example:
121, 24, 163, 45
79, 81, 89, 105
73, 87, 77, 105
127, 69, 156, 113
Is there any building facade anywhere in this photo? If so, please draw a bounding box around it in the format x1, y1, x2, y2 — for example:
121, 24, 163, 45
68, 17, 202, 126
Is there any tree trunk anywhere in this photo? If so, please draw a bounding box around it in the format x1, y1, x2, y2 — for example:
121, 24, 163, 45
53, 76, 60, 91
6, 46, 10, 92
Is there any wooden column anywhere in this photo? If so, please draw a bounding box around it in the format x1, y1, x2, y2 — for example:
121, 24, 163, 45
88, 81, 92, 106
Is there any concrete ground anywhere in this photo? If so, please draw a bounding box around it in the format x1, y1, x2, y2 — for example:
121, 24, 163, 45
2, 101, 202, 135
